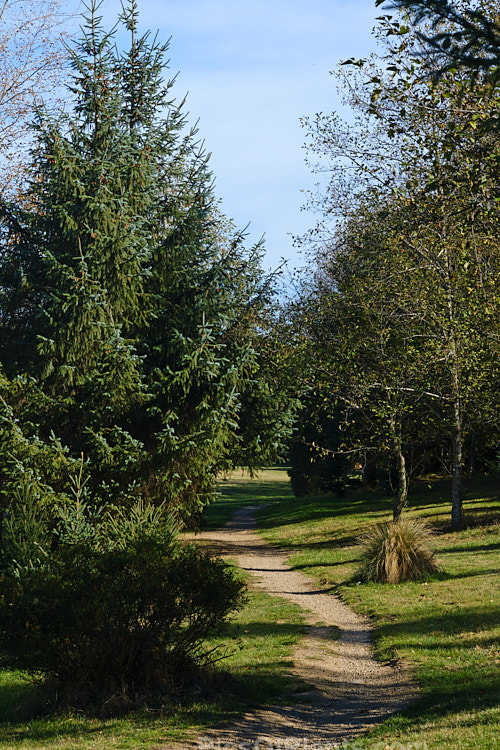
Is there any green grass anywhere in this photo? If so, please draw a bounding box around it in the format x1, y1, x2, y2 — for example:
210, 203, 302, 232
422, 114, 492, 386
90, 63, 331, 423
203, 569, 307, 705
203, 466, 292, 529
0, 568, 306, 749
1, 469, 498, 749
256, 471, 500, 750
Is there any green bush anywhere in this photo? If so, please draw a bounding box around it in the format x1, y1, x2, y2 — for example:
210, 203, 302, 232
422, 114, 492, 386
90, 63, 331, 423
0, 499, 245, 708
357, 516, 439, 583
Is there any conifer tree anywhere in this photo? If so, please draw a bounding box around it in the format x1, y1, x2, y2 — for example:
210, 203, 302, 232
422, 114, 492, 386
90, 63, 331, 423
0, 0, 285, 523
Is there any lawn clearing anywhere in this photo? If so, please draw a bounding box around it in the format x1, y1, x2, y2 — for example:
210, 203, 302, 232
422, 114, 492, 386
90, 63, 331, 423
204, 467, 291, 529
1, 468, 497, 750
257, 470, 500, 750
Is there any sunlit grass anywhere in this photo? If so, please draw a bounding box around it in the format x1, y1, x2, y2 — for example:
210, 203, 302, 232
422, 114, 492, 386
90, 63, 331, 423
1, 469, 498, 749
257, 471, 500, 750
203, 466, 291, 529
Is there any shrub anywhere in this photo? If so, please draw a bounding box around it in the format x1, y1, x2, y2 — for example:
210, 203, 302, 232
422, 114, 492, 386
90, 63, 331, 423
357, 516, 439, 583
0, 499, 245, 708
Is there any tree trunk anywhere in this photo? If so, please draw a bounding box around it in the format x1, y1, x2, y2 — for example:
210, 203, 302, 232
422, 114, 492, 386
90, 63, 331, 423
393, 445, 409, 521
390, 421, 409, 521
451, 391, 464, 531
445, 245, 464, 532
469, 431, 476, 476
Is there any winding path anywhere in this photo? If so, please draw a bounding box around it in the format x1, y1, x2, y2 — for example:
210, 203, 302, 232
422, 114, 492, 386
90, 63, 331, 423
172, 505, 418, 749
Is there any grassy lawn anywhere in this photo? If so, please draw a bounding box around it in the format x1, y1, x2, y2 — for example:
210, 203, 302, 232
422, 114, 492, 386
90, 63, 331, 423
257, 471, 500, 750
1, 468, 498, 749
203, 466, 292, 529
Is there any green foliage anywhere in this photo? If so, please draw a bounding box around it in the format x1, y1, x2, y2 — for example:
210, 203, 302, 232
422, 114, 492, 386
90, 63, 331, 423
0, 2, 289, 714
0, 478, 52, 573
0, 497, 245, 708
289, 4, 500, 527
230, 318, 299, 472
0, 492, 306, 745
357, 517, 439, 583
0, 0, 290, 525
382, 0, 500, 85
287, 405, 350, 497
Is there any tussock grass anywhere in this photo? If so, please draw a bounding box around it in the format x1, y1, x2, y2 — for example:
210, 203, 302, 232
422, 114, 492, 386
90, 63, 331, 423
357, 516, 439, 583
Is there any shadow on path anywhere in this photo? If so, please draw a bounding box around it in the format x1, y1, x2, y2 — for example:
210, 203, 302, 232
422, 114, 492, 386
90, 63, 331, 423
174, 505, 419, 749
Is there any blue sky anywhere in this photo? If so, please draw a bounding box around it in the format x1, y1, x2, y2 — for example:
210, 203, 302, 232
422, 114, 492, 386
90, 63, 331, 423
97, 0, 383, 273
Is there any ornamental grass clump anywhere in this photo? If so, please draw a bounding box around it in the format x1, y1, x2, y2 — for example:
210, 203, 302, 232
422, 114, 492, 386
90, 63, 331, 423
357, 516, 439, 584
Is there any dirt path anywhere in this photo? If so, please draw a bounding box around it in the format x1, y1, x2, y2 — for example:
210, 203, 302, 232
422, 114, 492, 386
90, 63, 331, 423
170, 505, 419, 750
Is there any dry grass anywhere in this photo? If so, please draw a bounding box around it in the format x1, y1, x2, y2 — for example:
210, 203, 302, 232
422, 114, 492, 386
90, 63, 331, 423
357, 516, 439, 583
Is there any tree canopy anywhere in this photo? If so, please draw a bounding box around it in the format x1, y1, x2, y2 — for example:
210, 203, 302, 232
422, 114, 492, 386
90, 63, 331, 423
286, 4, 500, 529
0, 0, 294, 527
379, 0, 500, 82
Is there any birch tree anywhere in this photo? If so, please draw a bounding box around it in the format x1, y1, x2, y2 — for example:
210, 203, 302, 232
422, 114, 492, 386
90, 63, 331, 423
294, 11, 500, 528
0, 0, 70, 198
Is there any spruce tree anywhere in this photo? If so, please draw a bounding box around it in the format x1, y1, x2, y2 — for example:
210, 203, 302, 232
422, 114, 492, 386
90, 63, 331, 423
0, 0, 285, 523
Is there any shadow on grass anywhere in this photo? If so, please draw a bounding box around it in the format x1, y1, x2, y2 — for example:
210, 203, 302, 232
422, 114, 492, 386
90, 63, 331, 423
429, 567, 500, 581
286, 535, 360, 551
374, 603, 500, 643
253, 474, 500, 533
0, 618, 309, 743
402, 666, 500, 720
438, 541, 500, 553
290, 558, 356, 571
204, 475, 292, 530
383, 672, 500, 748
367, 602, 500, 737
0, 676, 49, 723
0, 719, 110, 744
258, 494, 390, 527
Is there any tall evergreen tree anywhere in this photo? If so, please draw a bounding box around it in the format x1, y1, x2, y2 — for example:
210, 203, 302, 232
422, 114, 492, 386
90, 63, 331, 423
0, 0, 286, 524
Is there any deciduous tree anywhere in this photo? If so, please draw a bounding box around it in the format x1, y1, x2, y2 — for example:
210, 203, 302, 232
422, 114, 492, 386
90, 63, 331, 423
379, 0, 500, 82
0, 0, 70, 198
292, 10, 500, 528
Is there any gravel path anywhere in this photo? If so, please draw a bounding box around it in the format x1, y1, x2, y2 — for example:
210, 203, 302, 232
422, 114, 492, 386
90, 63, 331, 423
169, 505, 419, 750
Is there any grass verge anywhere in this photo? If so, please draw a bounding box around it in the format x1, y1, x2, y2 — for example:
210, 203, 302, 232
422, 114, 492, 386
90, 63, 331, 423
257, 471, 500, 750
